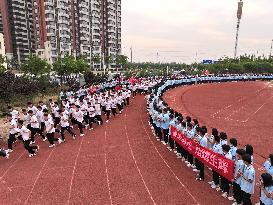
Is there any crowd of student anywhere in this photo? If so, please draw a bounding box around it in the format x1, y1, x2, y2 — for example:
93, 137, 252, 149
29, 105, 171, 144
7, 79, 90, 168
146, 74, 273, 205
0, 80, 134, 159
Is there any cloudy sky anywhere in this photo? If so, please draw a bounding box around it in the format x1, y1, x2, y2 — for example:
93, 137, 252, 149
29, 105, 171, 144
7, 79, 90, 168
121, 0, 273, 63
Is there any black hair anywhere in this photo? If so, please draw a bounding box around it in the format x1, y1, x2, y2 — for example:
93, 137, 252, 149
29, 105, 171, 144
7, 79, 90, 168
193, 119, 199, 125
214, 135, 220, 143
211, 128, 218, 137
200, 128, 206, 136
186, 116, 191, 123
7, 106, 12, 109
188, 123, 193, 129
236, 149, 246, 157
230, 138, 238, 147
269, 154, 273, 166
37, 106, 42, 109
222, 144, 230, 152
169, 114, 174, 119
181, 121, 186, 127
201, 126, 207, 133
245, 144, 253, 156
18, 120, 24, 125
6, 113, 12, 117
242, 154, 252, 164
219, 132, 227, 140
261, 173, 273, 187
28, 110, 33, 114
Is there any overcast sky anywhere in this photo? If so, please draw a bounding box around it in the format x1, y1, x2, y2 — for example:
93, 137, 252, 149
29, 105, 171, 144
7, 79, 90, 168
121, 0, 273, 63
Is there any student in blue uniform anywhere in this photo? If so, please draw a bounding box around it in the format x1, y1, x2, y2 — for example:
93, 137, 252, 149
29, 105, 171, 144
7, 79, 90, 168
259, 173, 273, 205
239, 154, 256, 205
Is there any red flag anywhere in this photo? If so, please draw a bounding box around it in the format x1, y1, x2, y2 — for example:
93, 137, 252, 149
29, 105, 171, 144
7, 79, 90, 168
129, 76, 135, 85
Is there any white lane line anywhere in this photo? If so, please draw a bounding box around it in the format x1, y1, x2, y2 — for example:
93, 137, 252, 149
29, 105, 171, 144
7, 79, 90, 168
211, 85, 267, 119
24, 150, 54, 205
241, 95, 273, 123
139, 107, 200, 205
104, 130, 113, 205
0, 151, 25, 180
124, 114, 156, 205
68, 137, 85, 204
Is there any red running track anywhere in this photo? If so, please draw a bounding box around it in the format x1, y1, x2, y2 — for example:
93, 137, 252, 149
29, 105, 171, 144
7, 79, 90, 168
0, 95, 234, 205
164, 81, 273, 203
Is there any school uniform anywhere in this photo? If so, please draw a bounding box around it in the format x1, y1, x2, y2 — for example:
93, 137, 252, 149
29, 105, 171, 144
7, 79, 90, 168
60, 115, 75, 141
221, 151, 233, 197
18, 125, 38, 156
7, 119, 18, 151
168, 120, 175, 150
52, 106, 60, 128
116, 95, 123, 113
45, 118, 60, 146
87, 106, 96, 128
36, 110, 45, 131
263, 160, 273, 176
105, 101, 111, 121
74, 110, 84, 135
197, 135, 208, 180
233, 159, 245, 204
110, 98, 117, 117
94, 103, 103, 125
211, 143, 222, 188
126, 90, 131, 105
240, 164, 255, 205
260, 185, 273, 205
161, 113, 170, 144
30, 115, 46, 142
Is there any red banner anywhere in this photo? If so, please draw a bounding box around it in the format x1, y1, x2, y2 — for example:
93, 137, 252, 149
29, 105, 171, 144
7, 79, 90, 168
170, 126, 234, 181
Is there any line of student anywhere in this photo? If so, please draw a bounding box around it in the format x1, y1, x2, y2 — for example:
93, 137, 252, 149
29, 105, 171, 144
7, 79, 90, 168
0, 84, 132, 159
147, 75, 273, 205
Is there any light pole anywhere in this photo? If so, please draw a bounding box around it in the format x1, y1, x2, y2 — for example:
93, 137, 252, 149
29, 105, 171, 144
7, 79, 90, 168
270, 39, 273, 59
234, 0, 243, 59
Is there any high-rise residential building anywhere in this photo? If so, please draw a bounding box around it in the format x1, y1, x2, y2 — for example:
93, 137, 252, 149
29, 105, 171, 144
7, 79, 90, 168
0, 0, 122, 72
0, 33, 7, 69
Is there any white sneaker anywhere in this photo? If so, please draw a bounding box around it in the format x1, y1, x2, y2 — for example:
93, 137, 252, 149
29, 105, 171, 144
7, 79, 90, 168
187, 163, 191, 167
89, 128, 94, 130
177, 155, 182, 159
36, 145, 39, 152
208, 181, 214, 185
216, 187, 222, 192
49, 144, 55, 148
58, 138, 63, 144
232, 203, 238, 205
211, 184, 217, 189
5, 153, 9, 159
106, 120, 109, 123
156, 139, 160, 141
80, 134, 84, 137
72, 135, 76, 140
193, 169, 199, 172
228, 196, 234, 201
191, 165, 196, 169
42, 138, 47, 142
29, 154, 34, 158
7, 149, 13, 153
174, 150, 177, 154
221, 192, 227, 198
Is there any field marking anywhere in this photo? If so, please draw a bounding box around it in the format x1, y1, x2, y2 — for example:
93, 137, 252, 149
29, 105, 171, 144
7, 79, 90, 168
104, 130, 113, 205
67, 137, 85, 204
24, 150, 54, 205
0, 151, 25, 180
139, 106, 200, 205
124, 113, 157, 205
211, 85, 268, 119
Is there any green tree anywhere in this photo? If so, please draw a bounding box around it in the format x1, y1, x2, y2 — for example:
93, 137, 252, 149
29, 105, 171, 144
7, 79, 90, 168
21, 54, 51, 76
116, 55, 128, 70
0, 54, 6, 72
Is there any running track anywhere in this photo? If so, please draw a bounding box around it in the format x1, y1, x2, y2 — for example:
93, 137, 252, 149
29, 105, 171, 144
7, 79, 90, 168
0, 95, 232, 205
164, 81, 273, 203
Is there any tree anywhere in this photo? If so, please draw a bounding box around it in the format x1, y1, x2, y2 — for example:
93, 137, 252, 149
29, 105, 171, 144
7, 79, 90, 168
0, 54, 6, 73
116, 55, 128, 70
21, 54, 51, 76
91, 54, 101, 64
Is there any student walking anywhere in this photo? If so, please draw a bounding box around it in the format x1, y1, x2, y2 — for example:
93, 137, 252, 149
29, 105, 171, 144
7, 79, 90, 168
28, 110, 46, 143
59, 111, 76, 141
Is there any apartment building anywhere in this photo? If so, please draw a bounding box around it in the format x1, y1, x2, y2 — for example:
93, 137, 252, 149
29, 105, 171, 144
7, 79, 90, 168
0, 33, 7, 69
0, 0, 122, 72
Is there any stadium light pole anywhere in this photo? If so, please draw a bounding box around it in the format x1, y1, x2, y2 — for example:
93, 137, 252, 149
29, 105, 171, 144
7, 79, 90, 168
234, 0, 243, 59
270, 39, 273, 59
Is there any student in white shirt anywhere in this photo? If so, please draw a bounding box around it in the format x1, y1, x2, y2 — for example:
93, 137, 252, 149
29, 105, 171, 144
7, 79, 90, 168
27, 102, 38, 115
116, 93, 123, 113
196, 127, 208, 181
231, 149, 246, 205
21, 109, 31, 129
8, 106, 19, 120
44, 114, 62, 147
94, 99, 103, 125
52, 102, 60, 128
6, 114, 18, 153
86, 102, 95, 130
125, 89, 131, 105
209, 135, 222, 189
74, 105, 84, 136
105, 97, 111, 123
36, 106, 45, 132
221, 144, 233, 198
259, 173, 273, 205
238, 154, 256, 205
0, 148, 9, 159
110, 96, 117, 117
39, 101, 48, 111
59, 110, 76, 141
17, 120, 39, 157
28, 110, 46, 143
